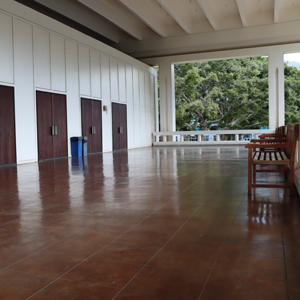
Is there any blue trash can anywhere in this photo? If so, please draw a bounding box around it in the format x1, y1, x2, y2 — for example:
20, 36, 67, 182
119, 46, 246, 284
70, 137, 83, 157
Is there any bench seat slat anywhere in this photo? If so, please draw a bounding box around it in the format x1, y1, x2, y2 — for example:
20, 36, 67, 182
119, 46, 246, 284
253, 150, 290, 165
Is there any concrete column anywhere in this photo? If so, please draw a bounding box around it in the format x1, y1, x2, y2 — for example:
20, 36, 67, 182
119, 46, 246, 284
159, 62, 175, 136
154, 75, 159, 141
268, 50, 285, 129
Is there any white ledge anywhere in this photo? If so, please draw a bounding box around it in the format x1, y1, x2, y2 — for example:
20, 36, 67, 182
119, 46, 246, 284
153, 141, 249, 146
153, 129, 273, 136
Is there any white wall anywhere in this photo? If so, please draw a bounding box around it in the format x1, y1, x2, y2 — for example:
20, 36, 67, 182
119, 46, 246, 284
0, 1, 157, 164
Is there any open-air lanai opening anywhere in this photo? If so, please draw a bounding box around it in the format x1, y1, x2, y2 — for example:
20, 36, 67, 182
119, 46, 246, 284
284, 52, 300, 125
175, 57, 269, 141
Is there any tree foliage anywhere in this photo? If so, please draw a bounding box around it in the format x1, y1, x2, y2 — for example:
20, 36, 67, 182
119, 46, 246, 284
175, 57, 270, 131
284, 63, 300, 124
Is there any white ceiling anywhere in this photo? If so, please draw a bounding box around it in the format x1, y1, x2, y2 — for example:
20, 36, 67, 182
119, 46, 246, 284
18, 0, 300, 61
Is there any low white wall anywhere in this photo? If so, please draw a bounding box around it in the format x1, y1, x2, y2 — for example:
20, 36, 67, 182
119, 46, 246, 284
0, 0, 157, 164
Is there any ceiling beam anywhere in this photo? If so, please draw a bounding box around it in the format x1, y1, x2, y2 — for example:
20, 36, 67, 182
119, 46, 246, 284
119, 19, 300, 61
118, 0, 167, 37
236, 0, 247, 27
23, 0, 120, 43
196, 0, 218, 30
156, 0, 192, 34
78, 0, 143, 40
274, 0, 280, 23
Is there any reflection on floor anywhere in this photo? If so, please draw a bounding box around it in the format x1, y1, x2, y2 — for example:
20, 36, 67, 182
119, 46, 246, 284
0, 147, 299, 300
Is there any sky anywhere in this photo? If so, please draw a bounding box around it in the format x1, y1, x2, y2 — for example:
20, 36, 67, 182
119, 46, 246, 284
284, 52, 300, 62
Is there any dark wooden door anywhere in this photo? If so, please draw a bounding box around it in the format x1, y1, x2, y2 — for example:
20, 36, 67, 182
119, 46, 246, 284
0, 85, 16, 165
53, 94, 68, 158
112, 103, 119, 150
92, 100, 102, 153
81, 98, 92, 153
81, 98, 102, 154
112, 103, 127, 151
37, 91, 53, 160
37, 91, 68, 160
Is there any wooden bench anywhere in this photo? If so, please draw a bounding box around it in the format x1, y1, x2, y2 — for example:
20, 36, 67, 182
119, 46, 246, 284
259, 125, 286, 139
245, 123, 299, 195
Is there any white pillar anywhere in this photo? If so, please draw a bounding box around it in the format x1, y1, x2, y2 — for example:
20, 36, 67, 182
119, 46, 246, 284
268, 51, 285, 129
159, 62, 175, 137
154, 74, 159, 136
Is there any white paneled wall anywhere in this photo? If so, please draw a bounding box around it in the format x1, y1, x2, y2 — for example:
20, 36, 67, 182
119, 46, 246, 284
118, 62, 126, 103
13, 19, 37, 164
90, 50, 101, 99
79, 45, 91, 97
126, 65, 134, 149
101, 54, 113, 153
0, 2, 157, 164
110, 58, 119, 102
139, 71, 146, 147
0, 13, 13, 84
133, 68, 141, 148
50, 34, 66, 92
34, 27, 51, 90
65, 40, 81, 142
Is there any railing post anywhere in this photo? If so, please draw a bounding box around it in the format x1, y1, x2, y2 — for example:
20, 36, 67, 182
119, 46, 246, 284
198, 135, 201, 142
216, 134, 220, 142
163, 135, 167, 142
235, 134, 239, 142
180, 135, 184, 142
255, 134, 259, 139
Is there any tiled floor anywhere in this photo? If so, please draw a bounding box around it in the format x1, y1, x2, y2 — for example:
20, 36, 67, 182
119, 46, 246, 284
0, 146, 299, 300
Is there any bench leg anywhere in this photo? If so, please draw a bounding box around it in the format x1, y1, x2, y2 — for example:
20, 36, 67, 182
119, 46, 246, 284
290, 164, 295, 196
253, 165, 256, 181
248, 149, 252, 195
284, 165, 288, 179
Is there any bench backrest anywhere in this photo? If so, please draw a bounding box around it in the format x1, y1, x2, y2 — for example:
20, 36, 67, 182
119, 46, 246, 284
285, 123, 299, 161
278, 125, 285, 137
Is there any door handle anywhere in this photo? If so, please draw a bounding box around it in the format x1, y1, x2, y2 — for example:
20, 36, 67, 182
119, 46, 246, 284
119, 126, 123, 134
51, 126, 58, 136
91, 126, 96, 134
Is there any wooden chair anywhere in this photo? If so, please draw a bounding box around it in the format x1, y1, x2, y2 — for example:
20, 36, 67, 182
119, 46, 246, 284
245, 123, 299, 195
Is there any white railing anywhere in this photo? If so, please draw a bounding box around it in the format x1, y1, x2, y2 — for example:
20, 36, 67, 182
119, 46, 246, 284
153, 129, 274, 145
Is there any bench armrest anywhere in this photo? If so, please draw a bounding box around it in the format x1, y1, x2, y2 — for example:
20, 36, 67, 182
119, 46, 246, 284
245, 143, 292, 149
250, 138, 287, 143
259, 135, 284, 138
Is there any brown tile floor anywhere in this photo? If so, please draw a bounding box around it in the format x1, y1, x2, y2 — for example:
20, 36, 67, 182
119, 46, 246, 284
0, 146, 299, 299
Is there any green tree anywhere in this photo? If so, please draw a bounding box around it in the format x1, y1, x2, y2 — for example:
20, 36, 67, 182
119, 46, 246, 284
284, 63, 300, 124
175, 57, 269, 131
